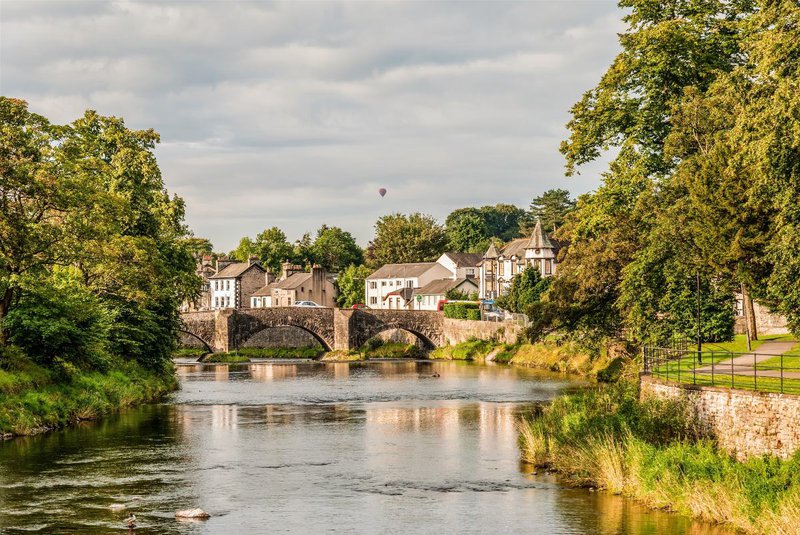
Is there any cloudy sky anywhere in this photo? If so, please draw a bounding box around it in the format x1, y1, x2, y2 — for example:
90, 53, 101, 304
1, 0, 623, 251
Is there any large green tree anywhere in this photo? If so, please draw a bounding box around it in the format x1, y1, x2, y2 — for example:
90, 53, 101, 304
445, 209, 490, 253
311, 225, 363, 272
335, 264, 372, 308
366, 213, 447, 267
523, 189, 575, 234
253, 227, 293, 274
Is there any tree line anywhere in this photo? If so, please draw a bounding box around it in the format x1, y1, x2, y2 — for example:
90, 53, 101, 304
525, 0, 800, 346
0, 97, 198, 373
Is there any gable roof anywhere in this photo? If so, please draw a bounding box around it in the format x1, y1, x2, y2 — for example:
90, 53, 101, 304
383, 287, 414, 301
252, 282, 278, 297
210, 261, 266, 279
274, 272, 313, 290
441, 252, 483, 268
366, 262, 440, 280
412, 277, 478, 297
483, 241, 500, 259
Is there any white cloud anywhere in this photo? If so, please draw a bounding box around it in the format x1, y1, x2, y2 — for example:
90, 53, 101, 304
0, 0, 623, 251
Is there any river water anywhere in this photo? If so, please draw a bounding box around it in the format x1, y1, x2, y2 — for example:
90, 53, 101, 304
0, 360, 731, 534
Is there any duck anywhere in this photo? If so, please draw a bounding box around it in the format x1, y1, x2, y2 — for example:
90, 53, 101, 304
125, 514, 136, 529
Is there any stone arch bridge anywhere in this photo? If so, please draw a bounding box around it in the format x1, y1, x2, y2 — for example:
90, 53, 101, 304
180, 308, 459, 353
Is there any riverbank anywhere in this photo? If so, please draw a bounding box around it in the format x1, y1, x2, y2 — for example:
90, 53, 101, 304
0, 348, 177, 438
519, 380, 800, 534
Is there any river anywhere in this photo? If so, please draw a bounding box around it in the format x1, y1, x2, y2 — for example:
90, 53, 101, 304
0, 360, 731, 534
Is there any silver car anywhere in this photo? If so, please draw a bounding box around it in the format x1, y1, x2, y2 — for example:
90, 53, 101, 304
294, 301, 323, 307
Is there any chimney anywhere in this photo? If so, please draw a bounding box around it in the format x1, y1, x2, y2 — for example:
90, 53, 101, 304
248, 254, 259, 267
280, 261, 303, 281
311, 264, 325, 306
215, 255, 234, 273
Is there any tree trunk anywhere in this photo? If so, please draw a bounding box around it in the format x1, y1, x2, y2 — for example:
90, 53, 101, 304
742, 284, 758, 342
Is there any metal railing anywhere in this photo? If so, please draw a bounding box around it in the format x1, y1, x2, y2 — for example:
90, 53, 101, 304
643, 345, 800, 395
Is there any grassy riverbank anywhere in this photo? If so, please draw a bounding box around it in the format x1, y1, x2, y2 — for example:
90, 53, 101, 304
0, 348, 177, 438
519, 381, 800, 533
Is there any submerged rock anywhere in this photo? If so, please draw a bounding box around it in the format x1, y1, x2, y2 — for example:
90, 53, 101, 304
175, 508, 211, 519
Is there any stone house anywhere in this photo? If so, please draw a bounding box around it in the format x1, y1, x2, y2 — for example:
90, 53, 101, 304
412, 277, 480, 311
210, 257, 272, 310
365, 262, 453, 310
250, 264, 337, 308
182, 254, 217, 312
479, 218, 559, 299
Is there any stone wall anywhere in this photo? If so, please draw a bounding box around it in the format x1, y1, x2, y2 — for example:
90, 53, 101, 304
734, 299, 790, 335
640, 375, 800, 460
442, 318, 522, 345
240, 326, 321, 348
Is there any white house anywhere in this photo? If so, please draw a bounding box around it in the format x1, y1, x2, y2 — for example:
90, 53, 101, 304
479, 218, 559, 299
365, 262, 452, 310
209, 258, 271, 310
435, 252, 482, 279
412, 278, 480, 311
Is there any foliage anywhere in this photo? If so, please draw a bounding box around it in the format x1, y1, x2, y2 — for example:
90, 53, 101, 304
366, 213, 447, 267
443, 302, 480, 320
181, 237, 214, 258
444, 288, 478, 301
336, 264, 372, 308
0, 347, 176, 436
444, 204, 526, 252
519, 380, 800, 534
253, 227, 294, 274
229, 236, 255, 262
523, 188, 575, 234
310, 225, 363, 272
496, 267, 551, 314
0, 98, 198, 372
429, 339, 495, 360
361, 341, 423, 359
229, 346, 323, 359
4, 273, 110, 370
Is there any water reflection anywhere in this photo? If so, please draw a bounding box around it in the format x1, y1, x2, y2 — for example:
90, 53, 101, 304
0, 361, 731, 534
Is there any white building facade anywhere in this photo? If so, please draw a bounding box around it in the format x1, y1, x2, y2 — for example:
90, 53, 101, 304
365, 262, 452, 310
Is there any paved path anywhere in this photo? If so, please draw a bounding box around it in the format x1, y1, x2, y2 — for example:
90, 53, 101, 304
695, 341, 799, 378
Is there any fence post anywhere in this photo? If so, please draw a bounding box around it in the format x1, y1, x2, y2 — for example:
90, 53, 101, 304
781, 353, 784, 394
731, 354, 734, 389
677, 350, 681, 384
711, 351, 715, 387
754, 352, 757, 391
693, 349, 696, 385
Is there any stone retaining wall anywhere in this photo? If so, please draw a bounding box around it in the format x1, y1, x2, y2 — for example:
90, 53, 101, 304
442, 318, 522, 345
640, 375, 800, 460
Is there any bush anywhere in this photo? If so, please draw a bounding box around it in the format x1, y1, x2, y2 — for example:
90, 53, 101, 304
443, 302, 480, 320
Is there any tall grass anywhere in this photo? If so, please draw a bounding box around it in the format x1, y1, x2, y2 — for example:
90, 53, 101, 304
0, 348, 177, 437
429, 339, 496, 360
519, 380, 800, 533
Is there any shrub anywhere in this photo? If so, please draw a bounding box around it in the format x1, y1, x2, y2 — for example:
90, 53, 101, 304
443, 302, 480, 320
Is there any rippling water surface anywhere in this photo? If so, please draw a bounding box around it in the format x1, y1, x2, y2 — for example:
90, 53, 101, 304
0, 360, 731, 534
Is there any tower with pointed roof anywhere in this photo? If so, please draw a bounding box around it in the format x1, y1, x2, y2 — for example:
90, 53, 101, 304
478, 218, 559, 299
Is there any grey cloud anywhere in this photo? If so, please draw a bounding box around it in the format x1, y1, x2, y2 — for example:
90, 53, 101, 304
1, 0, 622, 251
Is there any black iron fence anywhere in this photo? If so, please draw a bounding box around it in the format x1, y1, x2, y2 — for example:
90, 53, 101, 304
643, 345, 800, 395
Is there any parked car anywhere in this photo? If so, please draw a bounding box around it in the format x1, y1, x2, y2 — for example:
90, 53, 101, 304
351, 303, 366, 309
294, 301, 323, 307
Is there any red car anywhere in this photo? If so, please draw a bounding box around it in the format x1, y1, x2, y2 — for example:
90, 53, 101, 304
351, 303, 367, 309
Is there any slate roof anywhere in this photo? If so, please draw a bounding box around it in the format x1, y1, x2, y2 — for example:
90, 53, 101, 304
412, 277, 478, 296
366, 262, 439, 280
210, 262, 266, 279
383, 287, 414, 301
274, 272, 313, 290
483, 241, 500, 259
527, 218, 554, 249
252, 282, 278, 297
441, 252, 483, 267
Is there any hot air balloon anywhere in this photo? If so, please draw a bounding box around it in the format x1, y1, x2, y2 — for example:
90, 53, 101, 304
378, 188, 387, 197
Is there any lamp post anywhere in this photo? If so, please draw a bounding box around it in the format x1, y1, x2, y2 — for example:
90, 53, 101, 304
696, 272, 702, 363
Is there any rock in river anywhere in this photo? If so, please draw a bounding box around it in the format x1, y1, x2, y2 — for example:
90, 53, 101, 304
175, 508, 211, 519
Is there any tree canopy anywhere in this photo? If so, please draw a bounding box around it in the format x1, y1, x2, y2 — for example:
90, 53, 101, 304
366, 213, 447, 267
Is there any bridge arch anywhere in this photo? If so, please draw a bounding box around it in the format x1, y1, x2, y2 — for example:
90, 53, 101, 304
238, 324, 333, 352
178, 329, 213, 353
357, 326, 437, 351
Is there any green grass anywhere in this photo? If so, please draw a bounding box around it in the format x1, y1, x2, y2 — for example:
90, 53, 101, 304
429, 339, 496, 361
362, 342, 423, 359
229, 347, 324, 359
202, 353, 251, 363
519, 381, 800, 533
701, 333, 796, 354
0, 348, 177, 437
172, 347, 208, 358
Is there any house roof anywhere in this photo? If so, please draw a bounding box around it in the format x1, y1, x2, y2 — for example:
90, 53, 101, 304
274, 272, 313, 290
527, 218, 554, 249
441, 252, 483, 268
210, 261, 266, 279
499, 238, 529, 259
366, 262, 439, 280
252, 282, 278, 297
383, 287, 414, 301
412, 277, 478, 297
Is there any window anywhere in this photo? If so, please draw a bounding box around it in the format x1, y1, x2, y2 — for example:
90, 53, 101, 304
381, 281, 386, 286
370, 296, 377, 305
467, 268, 474, 276
406, 280, 412, 288
389, 280, 394, 286
215, 297, 219, 308
370, 281, 377, 289
544, 260, 551, 275
225, 280, 230, 291
396, 280, 401, 286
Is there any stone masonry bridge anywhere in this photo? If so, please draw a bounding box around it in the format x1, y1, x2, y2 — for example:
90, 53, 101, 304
180, 308, 454, 353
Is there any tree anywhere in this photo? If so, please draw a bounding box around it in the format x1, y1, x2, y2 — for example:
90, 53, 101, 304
496, 268, 551, 314
480, 204, 525, 242
445, 210, 490, 252
181, 237, 214, 258
229, 237, 255, 262
291, 233, 314, 267
311, 225, 363, 272
253, 227, 293, 274
366, 213, 447, 267
335, 264, 372, 308
523, 189, 575, 234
